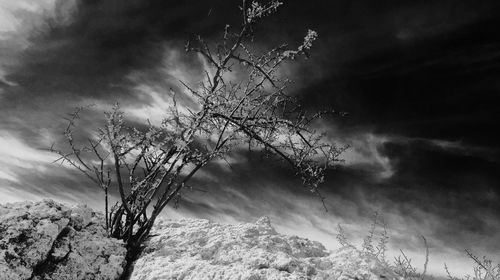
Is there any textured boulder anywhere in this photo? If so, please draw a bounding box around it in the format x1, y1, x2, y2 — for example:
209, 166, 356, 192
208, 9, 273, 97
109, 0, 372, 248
131, 216, 401, 280
0, 199, 126, 280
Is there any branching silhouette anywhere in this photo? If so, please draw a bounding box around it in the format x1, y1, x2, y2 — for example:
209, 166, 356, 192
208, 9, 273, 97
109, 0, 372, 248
50, 0, 345, 251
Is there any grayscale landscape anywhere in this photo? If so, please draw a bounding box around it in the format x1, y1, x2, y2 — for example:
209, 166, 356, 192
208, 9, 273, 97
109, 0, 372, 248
0, 0, 499, 279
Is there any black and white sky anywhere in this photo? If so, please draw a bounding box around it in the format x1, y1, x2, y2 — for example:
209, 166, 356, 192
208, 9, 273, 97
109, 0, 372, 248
1, 0, 499, 275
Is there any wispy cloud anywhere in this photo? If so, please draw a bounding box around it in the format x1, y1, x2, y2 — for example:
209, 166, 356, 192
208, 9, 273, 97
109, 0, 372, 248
0, 132, 59, 173
340, 132, 394, 179
0, 131, 110, 208
390, 136, 500, 163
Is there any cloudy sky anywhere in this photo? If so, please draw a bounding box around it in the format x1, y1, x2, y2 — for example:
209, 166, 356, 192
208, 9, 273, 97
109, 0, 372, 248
1, 0, 499, 276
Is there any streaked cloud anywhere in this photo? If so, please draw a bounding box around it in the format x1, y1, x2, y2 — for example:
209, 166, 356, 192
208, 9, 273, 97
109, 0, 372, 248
0, 132, 56, 164
340, 132, 394, 179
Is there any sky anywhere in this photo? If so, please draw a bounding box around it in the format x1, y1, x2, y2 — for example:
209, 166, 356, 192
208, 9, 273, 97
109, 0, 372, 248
1, 0, 499, 276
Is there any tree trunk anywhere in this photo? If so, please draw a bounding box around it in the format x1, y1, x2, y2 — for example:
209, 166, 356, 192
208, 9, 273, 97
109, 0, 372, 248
105, 186, 109, 236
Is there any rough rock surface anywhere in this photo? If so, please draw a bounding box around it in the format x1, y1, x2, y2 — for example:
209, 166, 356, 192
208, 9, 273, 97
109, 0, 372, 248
131, 217, 401, 280
0, 199, 127, 280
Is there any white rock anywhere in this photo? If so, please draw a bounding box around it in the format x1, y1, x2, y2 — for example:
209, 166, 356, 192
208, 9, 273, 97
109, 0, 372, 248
131, 217, 401, 280
0, 200, 126, 280
70, 204, 93, 230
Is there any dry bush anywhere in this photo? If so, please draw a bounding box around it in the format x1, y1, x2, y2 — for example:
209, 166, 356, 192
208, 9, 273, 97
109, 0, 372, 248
51, 0, 345, 252
337, 213, 430, 280
337, 214, 500, 280
445, 250, 500, 280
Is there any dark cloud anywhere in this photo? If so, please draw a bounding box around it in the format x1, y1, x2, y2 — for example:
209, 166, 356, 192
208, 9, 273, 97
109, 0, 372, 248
3, 0, 224, 101
293, 1, 500, 148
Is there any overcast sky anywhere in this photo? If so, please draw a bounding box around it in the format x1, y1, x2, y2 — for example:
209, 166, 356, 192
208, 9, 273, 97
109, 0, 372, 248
1, 0, 499, 276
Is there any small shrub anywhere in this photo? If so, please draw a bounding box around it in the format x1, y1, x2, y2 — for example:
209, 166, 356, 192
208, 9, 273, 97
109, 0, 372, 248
445, 250, 500, 280
336, 213, 429, 280
337, 213, 500, 280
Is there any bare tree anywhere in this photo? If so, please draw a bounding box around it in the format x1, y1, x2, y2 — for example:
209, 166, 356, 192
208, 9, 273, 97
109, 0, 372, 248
51, 0, 345, 252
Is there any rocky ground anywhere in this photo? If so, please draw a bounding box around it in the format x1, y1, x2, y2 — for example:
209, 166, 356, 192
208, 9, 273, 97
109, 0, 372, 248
130, 217, 401, 280
0, 200, 126, 280
1, 200, 401, 280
